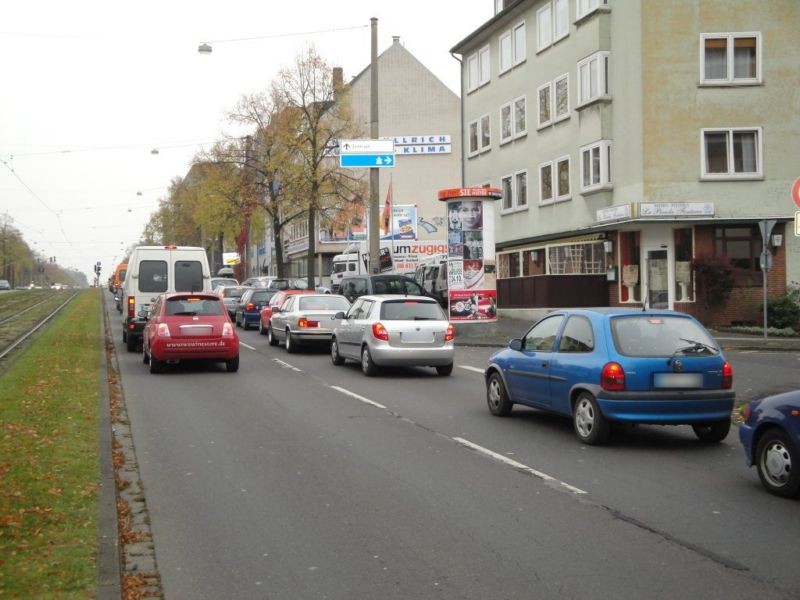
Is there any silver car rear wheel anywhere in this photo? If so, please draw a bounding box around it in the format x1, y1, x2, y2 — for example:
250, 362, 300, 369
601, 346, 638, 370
361, 345, 378, 376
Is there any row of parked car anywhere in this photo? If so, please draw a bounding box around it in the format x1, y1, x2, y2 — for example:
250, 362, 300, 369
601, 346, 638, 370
124, 268, 799, 500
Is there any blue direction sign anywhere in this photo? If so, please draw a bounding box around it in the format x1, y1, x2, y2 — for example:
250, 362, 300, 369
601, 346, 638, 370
340, 153, 395, 168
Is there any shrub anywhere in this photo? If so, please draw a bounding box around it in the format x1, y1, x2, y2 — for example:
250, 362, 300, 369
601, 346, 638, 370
762, 286, 800, 331
691, 256, 734, 324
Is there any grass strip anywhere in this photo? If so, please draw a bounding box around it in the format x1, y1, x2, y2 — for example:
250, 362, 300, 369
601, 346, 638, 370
0, 290, 101, 598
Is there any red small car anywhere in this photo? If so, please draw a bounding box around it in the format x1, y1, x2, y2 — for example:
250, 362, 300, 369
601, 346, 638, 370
258, 289, 315, 335
142, 292, 240, 373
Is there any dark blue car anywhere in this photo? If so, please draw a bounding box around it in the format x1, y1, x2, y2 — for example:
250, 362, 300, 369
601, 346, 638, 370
485, 308, 735, 445
234, 289, 276, 330
739, 390, 800, 498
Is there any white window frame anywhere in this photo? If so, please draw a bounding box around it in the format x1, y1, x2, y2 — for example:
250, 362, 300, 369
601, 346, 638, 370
577, 51, 610, 107
479, 113, 491, 152
500, 102, 513, 144
554, 0, 570, 42
468, 119, 479, 156
513, 95, 527, 138
576, 0, 609, 22
501, 174, 514, 211
537, 3, 553, 52
579, 140, 613, 193
539, 161, 555, 205
537, 82, 552, 129
515, 169, 528, 209
700, 127, 763, 180
499, 30, 513, 74
699, 32, 762, 86
555, 155, 571, 201
467, 44, 491, 92
512, 21, 527, 65
554, 73, 570, 122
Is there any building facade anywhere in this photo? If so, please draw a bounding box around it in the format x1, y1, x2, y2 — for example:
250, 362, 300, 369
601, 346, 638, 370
452, 0, 799, 326
265, 37, 462, 285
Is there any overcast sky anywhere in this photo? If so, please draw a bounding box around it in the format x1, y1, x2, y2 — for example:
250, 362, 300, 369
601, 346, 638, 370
0, 1, 490, 281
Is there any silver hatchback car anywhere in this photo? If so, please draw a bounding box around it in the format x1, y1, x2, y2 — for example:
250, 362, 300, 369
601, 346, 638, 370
330, 294, 455, 376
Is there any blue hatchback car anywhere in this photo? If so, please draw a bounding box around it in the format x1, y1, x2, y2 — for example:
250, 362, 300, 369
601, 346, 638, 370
485, 308, 735, 445
739, 390, 800, 498
234, 288, 276, 330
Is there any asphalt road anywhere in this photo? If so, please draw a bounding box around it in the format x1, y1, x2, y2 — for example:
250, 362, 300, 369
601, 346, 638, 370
108, 304, 799, 600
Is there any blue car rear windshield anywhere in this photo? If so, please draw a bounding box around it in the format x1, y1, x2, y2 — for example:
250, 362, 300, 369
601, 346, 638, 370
611, 315, 718, 357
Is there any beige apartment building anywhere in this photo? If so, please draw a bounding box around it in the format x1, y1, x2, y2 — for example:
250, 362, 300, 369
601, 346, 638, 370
452, 0, 800, 326
266, 37, 462, 284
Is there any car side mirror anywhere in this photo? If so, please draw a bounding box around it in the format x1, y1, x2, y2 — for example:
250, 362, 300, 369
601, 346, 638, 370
333, 311, 346, 320
509, 338, 522, 351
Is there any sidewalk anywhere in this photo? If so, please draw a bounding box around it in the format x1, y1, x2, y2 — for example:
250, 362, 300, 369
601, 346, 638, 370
453, 315, 800, 352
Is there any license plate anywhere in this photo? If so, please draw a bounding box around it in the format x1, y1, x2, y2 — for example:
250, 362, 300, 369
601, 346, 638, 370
399, 330, 434, 343
179, 324, 213, 336
654, 373, 703, 389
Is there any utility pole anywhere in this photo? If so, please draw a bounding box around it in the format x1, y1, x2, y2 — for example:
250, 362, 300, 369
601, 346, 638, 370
368, 17, 380, 274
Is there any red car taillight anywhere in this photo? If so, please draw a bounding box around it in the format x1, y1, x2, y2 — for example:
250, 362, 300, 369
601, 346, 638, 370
298, 318, 319, 328
156, 323, 171, 337
246, 303, 255, 311
722, 361, 733, 389
222, 322, 234, 338
444, 323, 455, 342
127, 296, 135, 318
601, 362, 625, 391
372, 322, 389, 341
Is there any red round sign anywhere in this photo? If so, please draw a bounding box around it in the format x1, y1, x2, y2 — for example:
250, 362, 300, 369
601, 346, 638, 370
792, 177, 800, 209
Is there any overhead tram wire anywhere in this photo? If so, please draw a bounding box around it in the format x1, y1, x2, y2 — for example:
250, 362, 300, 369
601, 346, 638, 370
197, 23, 368, 50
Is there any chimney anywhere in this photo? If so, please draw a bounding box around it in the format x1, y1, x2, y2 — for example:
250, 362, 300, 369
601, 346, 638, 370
332, 67, 343, 100
392, 36, 400, 45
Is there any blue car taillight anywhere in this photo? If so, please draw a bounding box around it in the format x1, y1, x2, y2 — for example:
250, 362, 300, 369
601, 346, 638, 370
601, 362, 625, 391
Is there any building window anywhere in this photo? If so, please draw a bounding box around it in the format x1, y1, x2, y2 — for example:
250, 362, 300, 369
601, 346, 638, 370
548, 242, 606, 274
554, 73, 569, 121
537, 82, 552, 128
714, 226, 762, 286
674, 228, 695, 302
513, 22, 527, 65
539, 162, 553, 204
500, 102, 512, 144
576, 0, 609, 21
468, 119, 479, 155
537, 0, 569, 52
501, 175, 513, 211
467, 44, 491, 92
515, 170, 528, 208
580, 140, 612, 193
556, 156, 571, 200
514, 95, 527, 138
480, 113, 491, 151
499, 31, 512, 73
701, 127, 761, 179
577, 51, 610, 106
700, 33, 761, 85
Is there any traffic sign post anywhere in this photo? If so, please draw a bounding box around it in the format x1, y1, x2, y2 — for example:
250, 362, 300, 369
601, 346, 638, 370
339, 154, 394, 168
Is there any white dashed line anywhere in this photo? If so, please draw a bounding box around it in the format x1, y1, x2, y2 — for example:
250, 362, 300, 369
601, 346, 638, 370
458, 365, 484, 374
239, 342, 256, 350
273, 358, 301, 372
330, 386, 387, 409
453, 437, 587, 495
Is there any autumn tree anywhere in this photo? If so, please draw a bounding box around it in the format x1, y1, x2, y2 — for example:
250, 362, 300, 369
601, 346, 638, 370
272, 45, 365, 288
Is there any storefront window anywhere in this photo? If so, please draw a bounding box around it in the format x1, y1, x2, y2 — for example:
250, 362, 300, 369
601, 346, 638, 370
548, 242, 605, 275
522, 249, 545, 276
714, 226, 762, 286
619, 232, 640, 302
673, 228, 694, 302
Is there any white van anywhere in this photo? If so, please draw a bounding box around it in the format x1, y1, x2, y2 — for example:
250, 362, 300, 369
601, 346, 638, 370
413, 253, 448, 308
121, 245, 212, 351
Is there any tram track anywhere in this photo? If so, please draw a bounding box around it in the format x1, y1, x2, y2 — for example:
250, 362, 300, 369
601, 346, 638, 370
0, 290, 81, 362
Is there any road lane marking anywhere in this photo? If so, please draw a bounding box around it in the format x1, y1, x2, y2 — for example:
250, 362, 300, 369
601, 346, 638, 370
240, 342, 256, 350
273, 358, 301, 372
453, 437, 587, 495
458, 365, 484, 374
330, 386, 387, 409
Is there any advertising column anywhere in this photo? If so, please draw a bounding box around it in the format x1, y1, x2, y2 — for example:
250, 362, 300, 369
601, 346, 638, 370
438, 187, 502, 322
